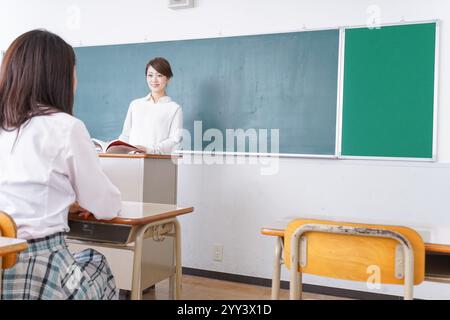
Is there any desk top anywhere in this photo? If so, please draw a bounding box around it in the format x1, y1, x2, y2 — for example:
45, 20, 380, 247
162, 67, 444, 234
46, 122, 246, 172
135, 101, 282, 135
99, 153, 182, 159
261, 215, 450, 254
0, 237, 28, 256
69, 201, 194, 226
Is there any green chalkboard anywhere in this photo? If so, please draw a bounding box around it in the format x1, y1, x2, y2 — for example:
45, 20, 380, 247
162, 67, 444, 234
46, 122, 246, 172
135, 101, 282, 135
74, 30, 340, 155
341, 23, 437, 159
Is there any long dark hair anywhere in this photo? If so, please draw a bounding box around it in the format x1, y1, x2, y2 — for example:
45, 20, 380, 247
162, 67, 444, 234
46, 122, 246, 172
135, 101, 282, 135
0, 29, 76, 131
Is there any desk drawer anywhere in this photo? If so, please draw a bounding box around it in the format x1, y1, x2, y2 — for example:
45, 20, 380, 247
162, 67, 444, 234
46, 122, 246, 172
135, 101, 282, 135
425, 252, 450, 284
68, 220, 132, 244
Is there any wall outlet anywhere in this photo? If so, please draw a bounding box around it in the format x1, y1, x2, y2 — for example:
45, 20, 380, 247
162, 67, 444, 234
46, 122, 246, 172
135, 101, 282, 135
213, 244, 223, 262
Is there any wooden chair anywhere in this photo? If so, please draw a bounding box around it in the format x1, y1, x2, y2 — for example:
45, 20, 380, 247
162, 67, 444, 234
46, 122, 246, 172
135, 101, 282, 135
0, 211, 28, 299
284, 219, 425, 300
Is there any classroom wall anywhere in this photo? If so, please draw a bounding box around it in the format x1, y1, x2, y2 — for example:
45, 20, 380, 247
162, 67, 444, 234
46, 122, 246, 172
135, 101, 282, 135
2, 0, 450, 299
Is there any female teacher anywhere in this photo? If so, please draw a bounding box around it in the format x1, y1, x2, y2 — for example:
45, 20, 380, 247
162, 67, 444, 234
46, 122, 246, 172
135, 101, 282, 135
119, 57, 183, 154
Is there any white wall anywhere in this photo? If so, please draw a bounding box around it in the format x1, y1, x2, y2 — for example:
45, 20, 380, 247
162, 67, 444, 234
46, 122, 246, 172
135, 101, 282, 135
2, 0, 450, 299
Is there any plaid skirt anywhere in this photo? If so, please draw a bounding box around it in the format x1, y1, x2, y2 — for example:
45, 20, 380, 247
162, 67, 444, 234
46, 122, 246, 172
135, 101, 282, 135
1, 232, 118, 300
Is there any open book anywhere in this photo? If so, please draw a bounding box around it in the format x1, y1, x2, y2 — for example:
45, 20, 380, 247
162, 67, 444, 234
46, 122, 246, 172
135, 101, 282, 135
91, 138, 144, 154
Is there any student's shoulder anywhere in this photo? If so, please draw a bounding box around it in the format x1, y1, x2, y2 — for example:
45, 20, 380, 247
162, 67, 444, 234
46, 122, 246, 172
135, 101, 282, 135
46, 112, 85, 127
41, 112, 89, 136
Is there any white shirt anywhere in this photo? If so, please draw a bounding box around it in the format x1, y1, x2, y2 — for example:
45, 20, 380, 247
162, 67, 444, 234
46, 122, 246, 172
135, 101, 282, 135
0, 112, 122, 240
119, 94, 183, 154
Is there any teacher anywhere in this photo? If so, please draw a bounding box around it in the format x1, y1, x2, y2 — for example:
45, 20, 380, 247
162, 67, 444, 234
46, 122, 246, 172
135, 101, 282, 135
119, 57, 183, 154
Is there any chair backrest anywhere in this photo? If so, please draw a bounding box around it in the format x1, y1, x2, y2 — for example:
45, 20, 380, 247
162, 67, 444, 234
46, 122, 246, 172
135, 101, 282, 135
284, 219, 425, 285
0, 211, 20, 269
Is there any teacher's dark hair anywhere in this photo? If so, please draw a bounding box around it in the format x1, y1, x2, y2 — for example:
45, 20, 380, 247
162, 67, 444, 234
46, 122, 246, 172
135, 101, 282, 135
145, 57, 173, 78
0, 29, 76, 131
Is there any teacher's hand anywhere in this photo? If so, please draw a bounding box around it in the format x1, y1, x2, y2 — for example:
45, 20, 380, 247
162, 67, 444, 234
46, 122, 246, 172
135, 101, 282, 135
134, 145, 147, 153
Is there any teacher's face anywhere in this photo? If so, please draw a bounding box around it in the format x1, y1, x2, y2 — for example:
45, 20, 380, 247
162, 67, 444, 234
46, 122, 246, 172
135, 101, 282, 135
146, 65, 169, 95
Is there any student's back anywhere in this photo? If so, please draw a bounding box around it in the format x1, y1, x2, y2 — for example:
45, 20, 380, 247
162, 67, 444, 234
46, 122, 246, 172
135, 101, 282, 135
0, 29, 122, 300
0, 112, 120, 240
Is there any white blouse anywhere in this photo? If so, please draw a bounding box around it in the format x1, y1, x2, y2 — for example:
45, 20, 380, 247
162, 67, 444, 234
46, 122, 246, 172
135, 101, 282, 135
0, 112, 122, 240
119, 94, 183, 154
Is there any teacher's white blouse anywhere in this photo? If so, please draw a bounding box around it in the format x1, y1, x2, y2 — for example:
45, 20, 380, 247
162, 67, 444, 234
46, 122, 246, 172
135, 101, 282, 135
119, 94, 183, 154
0, 112, 121, 240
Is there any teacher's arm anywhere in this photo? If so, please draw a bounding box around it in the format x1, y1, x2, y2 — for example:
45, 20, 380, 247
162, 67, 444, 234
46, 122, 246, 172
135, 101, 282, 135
151, 107, 183, 154
118, 102, 133, 143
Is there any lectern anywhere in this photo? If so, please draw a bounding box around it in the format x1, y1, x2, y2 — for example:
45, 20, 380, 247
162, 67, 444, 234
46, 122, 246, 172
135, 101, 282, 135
98, 153, 178, 204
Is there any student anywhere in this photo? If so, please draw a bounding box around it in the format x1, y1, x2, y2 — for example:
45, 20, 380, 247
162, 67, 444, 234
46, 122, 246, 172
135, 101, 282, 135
119, 57, 183, 154
0, 29, 122, 300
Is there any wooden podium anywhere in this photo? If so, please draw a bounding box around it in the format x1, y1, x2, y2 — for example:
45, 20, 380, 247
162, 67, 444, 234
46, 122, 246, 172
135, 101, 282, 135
98, 153, 179, 204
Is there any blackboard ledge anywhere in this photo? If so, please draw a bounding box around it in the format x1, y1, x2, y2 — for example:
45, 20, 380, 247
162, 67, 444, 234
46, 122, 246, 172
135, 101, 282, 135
338, 155, 436, 162
175, 150, 337, 159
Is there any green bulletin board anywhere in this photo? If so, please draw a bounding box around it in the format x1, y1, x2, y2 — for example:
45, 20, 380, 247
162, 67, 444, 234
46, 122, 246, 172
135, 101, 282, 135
341, 23, 437, 159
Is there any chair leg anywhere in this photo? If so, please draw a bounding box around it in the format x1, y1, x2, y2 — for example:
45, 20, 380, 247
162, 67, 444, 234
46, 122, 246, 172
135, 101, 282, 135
271, 237, 282, 300
290, 233, 302, 300
402, 245, 414, 300
299, 272, 303, 300
290, 270, 302, 300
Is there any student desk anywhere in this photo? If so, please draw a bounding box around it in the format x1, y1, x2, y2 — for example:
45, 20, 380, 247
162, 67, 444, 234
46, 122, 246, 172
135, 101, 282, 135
261, 216, 450, 299
66, 201, 194, 300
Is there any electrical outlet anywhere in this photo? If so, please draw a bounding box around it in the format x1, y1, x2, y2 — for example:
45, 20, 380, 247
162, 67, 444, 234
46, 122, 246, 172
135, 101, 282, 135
213, 244, 223, 261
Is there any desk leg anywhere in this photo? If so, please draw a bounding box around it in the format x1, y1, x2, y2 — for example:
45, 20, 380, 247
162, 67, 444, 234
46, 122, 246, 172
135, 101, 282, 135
272, 236, 283, 300
169, 275, 174, 299
173, 219, 182, 300
131, 230, 144, 300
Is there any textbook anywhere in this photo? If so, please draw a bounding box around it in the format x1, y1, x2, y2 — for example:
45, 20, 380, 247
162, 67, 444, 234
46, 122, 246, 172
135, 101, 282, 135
91, 138, 144, 154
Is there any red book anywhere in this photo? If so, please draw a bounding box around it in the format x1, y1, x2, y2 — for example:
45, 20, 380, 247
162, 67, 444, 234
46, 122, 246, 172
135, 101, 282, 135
91, 138, 144, 154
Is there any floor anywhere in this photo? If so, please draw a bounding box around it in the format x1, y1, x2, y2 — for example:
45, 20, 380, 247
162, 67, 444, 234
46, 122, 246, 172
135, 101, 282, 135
132, 275, 351, 300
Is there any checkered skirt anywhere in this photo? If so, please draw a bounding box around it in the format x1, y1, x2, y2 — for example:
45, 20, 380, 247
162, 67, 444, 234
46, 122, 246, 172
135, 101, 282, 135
1, 232, 118, 300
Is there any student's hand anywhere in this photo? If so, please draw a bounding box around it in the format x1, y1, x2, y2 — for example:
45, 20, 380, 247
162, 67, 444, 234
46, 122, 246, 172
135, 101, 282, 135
69, 202, 82, 213
78, 211, 92, 220
69, 202, 91, 220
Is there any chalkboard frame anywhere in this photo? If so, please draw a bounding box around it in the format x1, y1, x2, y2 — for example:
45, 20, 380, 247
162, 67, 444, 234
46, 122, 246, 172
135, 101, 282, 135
337, 20, 440, 162
72, 21, 439, 160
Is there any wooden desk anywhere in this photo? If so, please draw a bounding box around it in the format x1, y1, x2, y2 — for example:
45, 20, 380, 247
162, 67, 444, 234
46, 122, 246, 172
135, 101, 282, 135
261, 216, 450, 299
66, 201, 194, 300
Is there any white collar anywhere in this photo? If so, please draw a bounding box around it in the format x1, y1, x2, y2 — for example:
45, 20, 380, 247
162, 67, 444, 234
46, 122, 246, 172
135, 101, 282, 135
145, 94, 172, 104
